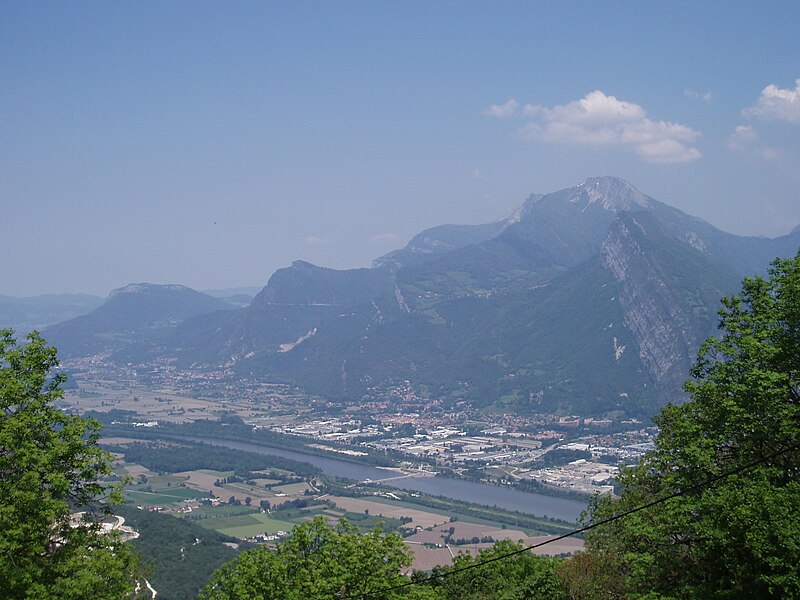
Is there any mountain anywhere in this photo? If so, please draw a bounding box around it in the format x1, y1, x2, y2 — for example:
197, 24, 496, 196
50, 178, 800, 418
202, 286, 262, 298
44, 283, 231, 359
201, 286, 261, 307
167, 261, 395, 367
373, 221, 507, 270
227, 177, 798, 417
0, 293, 104, 334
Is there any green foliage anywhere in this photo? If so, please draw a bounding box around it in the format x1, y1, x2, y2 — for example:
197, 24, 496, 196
113, 439, 321, 479
200, 516, 412, 599
114, 505, 243, 600
202, 515, 572, 599
428, 540, 565, 600
0, 330, 139, 598
556, 550, 627, 599
583, 252, 800, 598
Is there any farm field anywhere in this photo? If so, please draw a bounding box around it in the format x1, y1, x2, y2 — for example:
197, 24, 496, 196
106, 435, 583, 573
325, 495, 448, 529
124, 487, 210, 506
199, 512, 298, 538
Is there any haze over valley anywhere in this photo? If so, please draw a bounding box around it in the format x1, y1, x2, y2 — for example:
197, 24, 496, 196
28, 177, 799, 421
3, 4, 799, 599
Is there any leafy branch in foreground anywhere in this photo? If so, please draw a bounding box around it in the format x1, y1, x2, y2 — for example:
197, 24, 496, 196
0, 330, 139, 599
200, 516, 413, 599
582, 251, 800, 598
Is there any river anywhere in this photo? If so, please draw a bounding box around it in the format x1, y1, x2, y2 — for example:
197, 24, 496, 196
179, 435, 588, 522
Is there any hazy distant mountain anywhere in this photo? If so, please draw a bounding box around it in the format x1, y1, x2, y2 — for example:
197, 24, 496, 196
49, 177, 800, 418
201, 287, 262, 307
0, 293, 104, 334
169, 261, 395, 366
44, 283, 231, 358
202, 286, 262, 298
373, 221, 507, 271
225, 177, 798, 417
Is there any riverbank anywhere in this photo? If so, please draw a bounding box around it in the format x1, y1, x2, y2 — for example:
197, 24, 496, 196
104, 427, 589, 522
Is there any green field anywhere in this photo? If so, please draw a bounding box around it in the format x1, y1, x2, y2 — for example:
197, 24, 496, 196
197, 512, 298, 538
251, 478, 281, 487
190, 505, 259, 519
146, 474, 187, 485
271, 482, 312, 495
124, 487, 210, 506
222, 482, 272, 497
195, 514, 264, 530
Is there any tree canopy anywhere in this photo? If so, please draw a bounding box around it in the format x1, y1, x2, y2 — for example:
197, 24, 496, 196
427, 540, 564, 600
0, 330, 138, 599
202, 517, 566, 600
582, 251, 800, 598
200, 516, 414, 599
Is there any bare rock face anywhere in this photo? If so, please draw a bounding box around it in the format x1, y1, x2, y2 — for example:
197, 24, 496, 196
569, 176, 651, 211
601, 214, 697, 397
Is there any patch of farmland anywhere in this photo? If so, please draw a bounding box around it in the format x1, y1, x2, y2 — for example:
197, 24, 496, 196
406, 546, 455, 572
175, 469, 233, 489
271, 482, 312, 495
250, 478, 281, 487
194, 513, 263, 530
205, 513, 297, 538
120, 463, 157, 479
124, 487, 210, 506
326, 496, 447, 529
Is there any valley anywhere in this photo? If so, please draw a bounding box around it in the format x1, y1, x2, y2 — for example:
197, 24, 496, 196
60, 367, 655, 503
41, 178, 800, 422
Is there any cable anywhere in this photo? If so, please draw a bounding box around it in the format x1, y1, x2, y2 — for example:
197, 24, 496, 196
345, 441, 800, 599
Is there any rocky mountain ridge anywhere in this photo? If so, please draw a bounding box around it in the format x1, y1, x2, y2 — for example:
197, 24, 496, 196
43, 178, 800, 417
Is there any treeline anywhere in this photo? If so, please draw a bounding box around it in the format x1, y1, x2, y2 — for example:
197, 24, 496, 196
110, 440, 321, 479
199, 518, 570, 599
114, 505, 250, 600
325, 479, 575, 536
398, 493, 575, 536
444, 535, 496, 545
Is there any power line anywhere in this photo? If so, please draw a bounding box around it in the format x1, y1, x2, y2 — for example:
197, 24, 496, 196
346, 441, 800, 599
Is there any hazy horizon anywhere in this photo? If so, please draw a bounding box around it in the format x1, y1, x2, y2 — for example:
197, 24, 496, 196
3, 2, 799, 297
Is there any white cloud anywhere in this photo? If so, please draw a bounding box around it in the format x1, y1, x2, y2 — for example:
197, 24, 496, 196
483, 99, 519, 118
728, 124, 758, 150
304, 235, 326, 246
509, 90, 701, 163
727, 124, 780, 160
743, 79, 800, 123
684, 89, 713, 102
635, 139, 702, 163
370, 233, 401, 244
758, 147, 781, 160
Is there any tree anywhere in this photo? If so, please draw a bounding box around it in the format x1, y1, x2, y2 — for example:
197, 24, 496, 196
0, 330, 139, 598
429, 540, 565, 600
582, 252, 800, 598
200, 516, 413, 599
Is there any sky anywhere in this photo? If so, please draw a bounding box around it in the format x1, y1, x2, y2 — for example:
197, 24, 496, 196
2, 1, 799, 297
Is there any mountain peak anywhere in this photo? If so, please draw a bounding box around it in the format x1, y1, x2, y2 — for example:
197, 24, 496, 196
569, 176, 651, 211
109, 283, 190, 298
503, 193, 544, 225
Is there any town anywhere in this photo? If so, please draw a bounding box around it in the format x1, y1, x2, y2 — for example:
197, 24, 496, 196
59, 357, 657, 497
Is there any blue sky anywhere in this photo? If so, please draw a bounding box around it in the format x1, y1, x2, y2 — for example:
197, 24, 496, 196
2, 1, 799, 296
